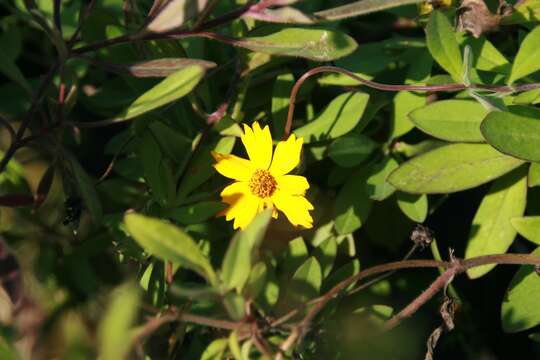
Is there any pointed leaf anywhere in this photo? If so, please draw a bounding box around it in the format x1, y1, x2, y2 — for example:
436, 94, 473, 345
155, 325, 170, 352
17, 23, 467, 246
124, 213, 216, 284
501, 247, 540, 333
294, 92, 369, 143
237, 27, 357, 61
314, 0, 423, 21
511, 217, 540, 245
146, 0, 208, 33
508, 25, 540, 84
221, 210, 272, 292
287, 257, 322, 304
465, 167, 527, 279
396, 193, 428, 223
426, 11, 463, 81
99, 66, 205, 125
335, 174, 372, 234
529, 162, 540, 187
328, 134, 377, 167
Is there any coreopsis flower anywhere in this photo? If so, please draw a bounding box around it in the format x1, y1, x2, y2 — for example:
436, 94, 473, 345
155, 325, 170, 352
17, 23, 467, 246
212, 122, 314, 230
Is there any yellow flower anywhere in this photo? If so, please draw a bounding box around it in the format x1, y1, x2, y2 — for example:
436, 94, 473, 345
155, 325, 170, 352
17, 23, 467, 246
212, 122, 314, 230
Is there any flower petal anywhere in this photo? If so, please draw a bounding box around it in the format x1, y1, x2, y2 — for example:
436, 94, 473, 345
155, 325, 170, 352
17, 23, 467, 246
241, 122, 273, 170
276, 175, 309, 195
271, 190, 314, 228
212, 152, 253, 181
269, 134, 303, 176
219, 182, 261, 229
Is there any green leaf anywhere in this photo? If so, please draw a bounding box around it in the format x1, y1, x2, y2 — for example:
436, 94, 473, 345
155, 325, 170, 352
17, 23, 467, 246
388, 143, 524, 194
162, 201, 226, 225
294, 92, 369, 143
177, 136, 236, 202
282, 236, 309, 276
145, 0, 208, 33
391, 49, 432, 138
366, 157, 399, 201
391, 91, 426, 139
245, 262, 268, 300
65, 152, 103, 225
462, 37, 510, 74
138, 132, 175, 207
271, 72, 295, 139
105, 66, 205, 125
409, 100, 489, 142
201, 338, 228, 360
286, 257, 322, 304
529, 162, 540, 187
322, 259, 361, 293
514, 88, 540, 105
95, 58, 217, 77
508, 25, 540, 84
223, 292, 246, 320
0, 47, 31, 94
98, 282, 140, 360
511, 217, 540, 245
237, 27, 358, 61
313, 237, 337, 278
124, 213, 216, 284
314, 0, 424, 21
501, 247, 540, 333
221, 210, 272, 292
328, 134, 377, 167
481, 107, 540, 162
530, 333, 540, 342
426, 11, 463, 82
335, 174, 372, 234
465, 167, 528, 279
396, 192, 428, 223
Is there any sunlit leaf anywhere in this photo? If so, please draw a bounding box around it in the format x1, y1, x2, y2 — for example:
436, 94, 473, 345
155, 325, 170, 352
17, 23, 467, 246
294, 92, 369, 143
409, 100, 489, 142
124, 213, 217, 284
145, 0, 208, 33
508, 25, 540, 84
221, 210, 272, 292
426, 11, 463, 81
511, 216, 540, 245
481, 106, 540, 162
236, 27, 358, 61
465, 167, 527, 279
388, 143, 523, 194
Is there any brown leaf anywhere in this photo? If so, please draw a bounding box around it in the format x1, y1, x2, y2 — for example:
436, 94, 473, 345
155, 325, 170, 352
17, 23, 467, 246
89, 58, 216, 77
457, 0, 501, 38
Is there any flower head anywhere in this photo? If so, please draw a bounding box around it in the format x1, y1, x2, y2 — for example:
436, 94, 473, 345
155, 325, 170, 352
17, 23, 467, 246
212, 122, 314, 230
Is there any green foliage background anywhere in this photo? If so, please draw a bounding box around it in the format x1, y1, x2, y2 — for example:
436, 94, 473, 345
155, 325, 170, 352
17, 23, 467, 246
1, 0, 540, 359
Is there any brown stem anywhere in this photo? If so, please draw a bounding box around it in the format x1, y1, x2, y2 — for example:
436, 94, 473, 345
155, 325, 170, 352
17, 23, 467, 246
283, 66, 540, 139
0, 61, 60, 174
382, 264, 463, 332
279, 253, 540, 355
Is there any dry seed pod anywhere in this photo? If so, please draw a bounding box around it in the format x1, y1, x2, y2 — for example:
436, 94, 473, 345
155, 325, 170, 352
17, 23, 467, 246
456, 0, 502, 38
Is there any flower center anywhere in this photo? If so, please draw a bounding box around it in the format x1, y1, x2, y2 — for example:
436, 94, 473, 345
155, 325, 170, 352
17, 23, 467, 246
249, 169, 277, 198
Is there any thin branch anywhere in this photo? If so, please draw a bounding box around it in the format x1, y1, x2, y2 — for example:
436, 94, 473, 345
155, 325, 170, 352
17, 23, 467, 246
382, 264, 462, 332
53, 0, 62, 34
0, 61, 60, 174
278, 253, 540, 356
283, 66, 540, 139
0, 115, 16, 144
